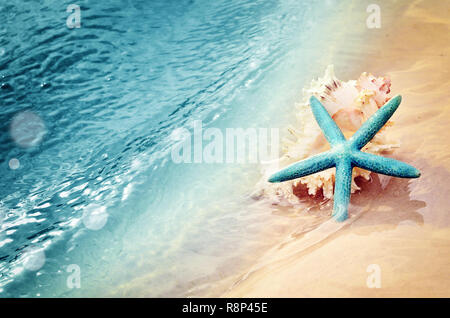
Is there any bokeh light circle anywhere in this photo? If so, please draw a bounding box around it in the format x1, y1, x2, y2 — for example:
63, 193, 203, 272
8, 158, 20, 170
10, 111, 46, 148
82, 204, 108, 230
23, 247, 46, 271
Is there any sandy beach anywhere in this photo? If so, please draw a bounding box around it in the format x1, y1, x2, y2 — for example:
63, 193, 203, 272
224, 0, 450, 297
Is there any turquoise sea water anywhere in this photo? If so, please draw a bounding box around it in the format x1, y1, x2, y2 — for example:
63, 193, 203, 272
0, 0, 351, 296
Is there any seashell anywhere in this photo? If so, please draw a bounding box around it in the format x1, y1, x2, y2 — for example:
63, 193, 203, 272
256, 65, 400, 205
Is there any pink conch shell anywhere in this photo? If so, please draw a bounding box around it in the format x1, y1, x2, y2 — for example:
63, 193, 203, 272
332, 108, 364, 132
255, 65, 400, 205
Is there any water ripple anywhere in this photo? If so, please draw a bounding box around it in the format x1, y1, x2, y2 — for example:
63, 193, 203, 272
0, 0, 333, 296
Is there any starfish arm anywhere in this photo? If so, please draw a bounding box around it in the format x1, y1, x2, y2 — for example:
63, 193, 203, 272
350, 95, 402, 150
333, 159, 352, 222
309, 96, 346, 146
268, 151, 335, 183
352, 151, 421, 178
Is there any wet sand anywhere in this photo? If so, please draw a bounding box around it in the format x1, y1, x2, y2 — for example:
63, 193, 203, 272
224, 0, 450, 297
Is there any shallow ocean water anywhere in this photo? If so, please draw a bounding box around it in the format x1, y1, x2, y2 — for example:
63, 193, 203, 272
0, 0, 358, 297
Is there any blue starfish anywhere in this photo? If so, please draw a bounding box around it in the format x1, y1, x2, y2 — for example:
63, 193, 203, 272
268, 95, 420, 222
